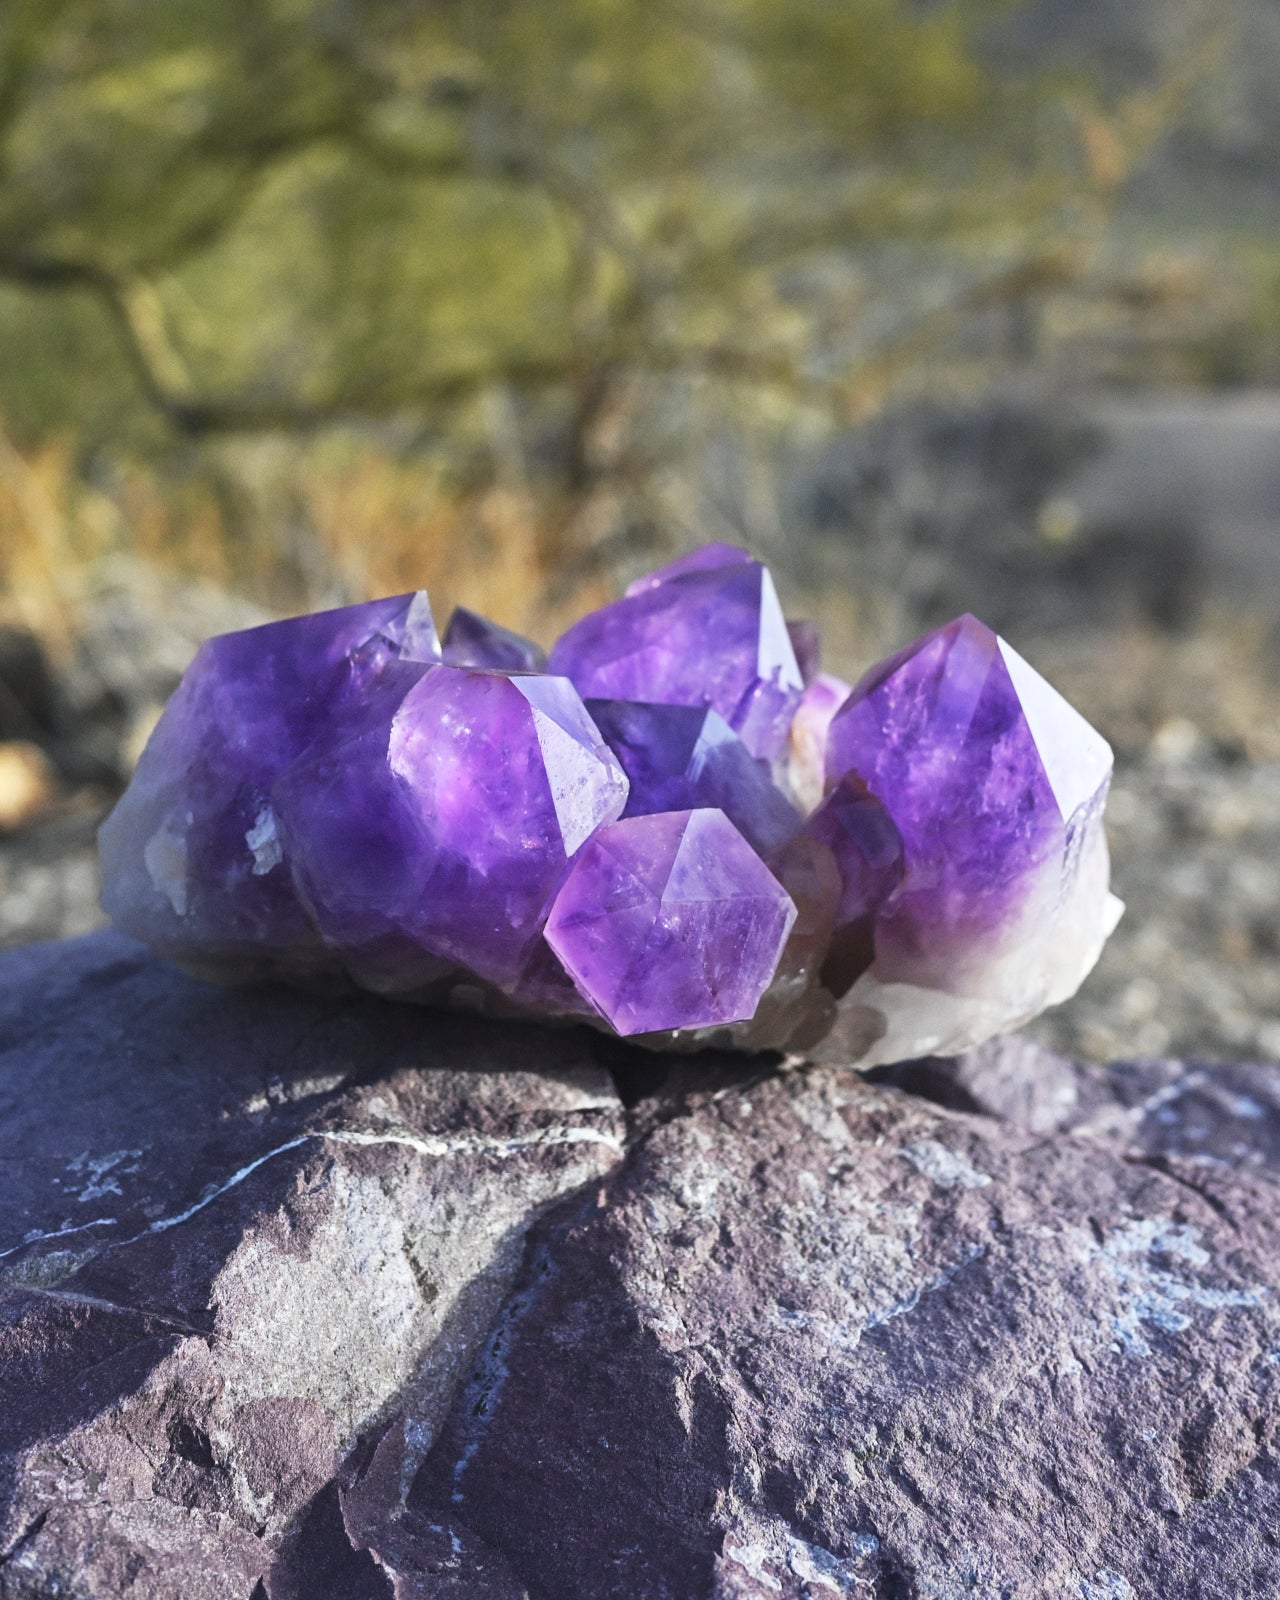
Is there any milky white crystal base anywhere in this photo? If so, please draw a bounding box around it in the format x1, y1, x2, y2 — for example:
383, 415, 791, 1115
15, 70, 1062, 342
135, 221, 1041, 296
834, 821, 1123, 1069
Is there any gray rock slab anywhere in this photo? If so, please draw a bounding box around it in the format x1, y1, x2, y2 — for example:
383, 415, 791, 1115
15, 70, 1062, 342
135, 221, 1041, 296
3, 936, 1280, 1598
408, 1044, 1280, 1599
0, 932, 625, 1598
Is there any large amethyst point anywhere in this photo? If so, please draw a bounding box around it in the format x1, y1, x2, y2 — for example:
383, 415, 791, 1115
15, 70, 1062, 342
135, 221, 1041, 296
585, 699, 801, 856
277, 667, 629, 989
822, 614, 1120, 1063
442, 606, 546, 673
548, 558, 803, 762
98, 593, 438, 980
544, 809, 797, 1035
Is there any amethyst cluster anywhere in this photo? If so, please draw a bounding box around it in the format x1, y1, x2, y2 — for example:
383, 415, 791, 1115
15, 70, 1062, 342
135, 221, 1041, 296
99, 544, 1121, 1062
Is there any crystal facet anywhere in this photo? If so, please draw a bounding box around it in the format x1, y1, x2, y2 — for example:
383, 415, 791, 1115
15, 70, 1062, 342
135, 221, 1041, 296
442, 606, 546, 673
100, 549, 1121, 1061
544, 809, 797, 1035
548, 550, 803, 761
585, 699, 801, 856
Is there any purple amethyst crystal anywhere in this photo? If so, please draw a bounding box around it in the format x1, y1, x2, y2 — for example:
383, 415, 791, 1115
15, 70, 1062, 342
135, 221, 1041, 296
585, 699, 801, 855
98, 593, 440, 977
442, 606, 546, 673
544, 809, 797, 1035
275, 667, 628, 989
799, 776, 904, 997
786, 620, 821, 686
548, 550, 803, 761
623, 542, 754, 596
821, 613, 1118, 1062
98, 548, 1120, 1061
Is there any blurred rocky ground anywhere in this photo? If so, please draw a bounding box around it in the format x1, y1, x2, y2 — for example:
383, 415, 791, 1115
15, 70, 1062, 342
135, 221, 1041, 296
2, 388, 1278, 1069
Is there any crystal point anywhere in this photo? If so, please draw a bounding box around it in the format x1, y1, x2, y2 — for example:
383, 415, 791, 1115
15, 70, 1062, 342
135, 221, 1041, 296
548, 558, 803, 761
822, 613, 1117, 1064
544, 809, 797, 1035
442, 606, 546, 673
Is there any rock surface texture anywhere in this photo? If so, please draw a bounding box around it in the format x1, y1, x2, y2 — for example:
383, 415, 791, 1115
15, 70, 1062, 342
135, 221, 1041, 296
2, 933, 1279, 1598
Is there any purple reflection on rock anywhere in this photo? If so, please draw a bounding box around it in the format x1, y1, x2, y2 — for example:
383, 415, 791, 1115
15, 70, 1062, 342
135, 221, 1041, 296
586, 699, 801, 855
545, 809, 797, 1035
442, 607, 546, 673
548, 557, 803, 761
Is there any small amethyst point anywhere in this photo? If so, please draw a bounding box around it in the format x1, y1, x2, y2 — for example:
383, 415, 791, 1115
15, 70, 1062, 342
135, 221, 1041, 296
623, 542, 754, 596
786, 620, 821, 686
442, 607, 546, 673
548, 549, 803, 762
586, 699, 801, 856
799, 776, 904, 997
545, 809, 797, 1035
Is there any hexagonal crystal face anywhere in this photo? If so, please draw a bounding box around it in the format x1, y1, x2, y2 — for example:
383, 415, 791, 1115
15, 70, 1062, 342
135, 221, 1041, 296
544, 808, 797, 1035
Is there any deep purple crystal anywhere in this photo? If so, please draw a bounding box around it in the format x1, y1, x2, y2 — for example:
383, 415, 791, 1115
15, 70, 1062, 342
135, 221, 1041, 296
548, 554, 803, 761
442, 606, 546, 673
799, 776, 904, 996
824, 613, 1114, 996
544, 808, 797, 1035
276, 666, 629, 988
586, 699, 800, 855
98, 593, 439, 971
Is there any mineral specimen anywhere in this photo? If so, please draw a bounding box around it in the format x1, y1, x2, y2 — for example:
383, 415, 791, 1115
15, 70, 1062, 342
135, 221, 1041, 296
99, 546, 1121, 1057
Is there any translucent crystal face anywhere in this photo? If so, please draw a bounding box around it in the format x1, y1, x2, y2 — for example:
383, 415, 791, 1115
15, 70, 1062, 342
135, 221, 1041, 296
278, 666, 629, 988
547, 550, 804, 762
544, 809, 798, 1035
99, 552, 1120, 1060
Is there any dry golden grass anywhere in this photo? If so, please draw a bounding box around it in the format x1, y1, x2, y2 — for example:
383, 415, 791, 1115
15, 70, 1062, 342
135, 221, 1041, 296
0, 420, 612, 655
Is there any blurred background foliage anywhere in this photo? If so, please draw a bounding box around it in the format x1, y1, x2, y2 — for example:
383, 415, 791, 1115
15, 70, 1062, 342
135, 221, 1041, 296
0, 0, 1250, 639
